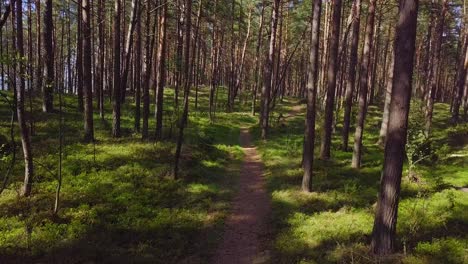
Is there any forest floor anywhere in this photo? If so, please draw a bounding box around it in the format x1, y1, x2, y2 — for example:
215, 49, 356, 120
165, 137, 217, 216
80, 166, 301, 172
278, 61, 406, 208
0, 88, 467, 263
253, 98, 468, 264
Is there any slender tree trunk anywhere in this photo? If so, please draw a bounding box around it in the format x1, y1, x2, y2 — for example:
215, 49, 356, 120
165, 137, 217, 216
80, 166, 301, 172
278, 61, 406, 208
174, 0, 192, 178
261, 0, 280, 140
452, 28, 467, 122
120, 0, 139, 102
76, 1, 84, 111
155, 1, 167, 140
98, 0, 105, 119
252, 1, 265, 116
134, 1, 142, 132
320, 0, 342, 159
141, 0, 152, 139
302, 0, 322, 192
82, 0, 94, 142
351, 0, 376, 168
371, 0, 419, 254
112, 0, 122, 138
43, 0, 54, 112
174, 0, 184, 109
424, 0, 448, 136
16, 0, 34, 197
377, 49, 395, 146
342, 0, 361, 150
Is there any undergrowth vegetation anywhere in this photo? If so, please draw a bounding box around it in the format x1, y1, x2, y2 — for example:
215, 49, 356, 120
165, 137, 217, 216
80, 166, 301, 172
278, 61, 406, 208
254, 99, 467, 264
0, 87, 255, 263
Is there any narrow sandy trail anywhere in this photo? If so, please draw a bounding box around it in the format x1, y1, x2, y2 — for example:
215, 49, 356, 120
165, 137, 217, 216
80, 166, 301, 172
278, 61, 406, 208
212, 128, 271, 264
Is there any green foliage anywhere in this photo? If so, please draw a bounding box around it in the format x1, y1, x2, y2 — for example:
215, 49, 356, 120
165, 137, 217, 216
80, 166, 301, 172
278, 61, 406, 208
0, 87, 254, 262
255, 98, 468, 263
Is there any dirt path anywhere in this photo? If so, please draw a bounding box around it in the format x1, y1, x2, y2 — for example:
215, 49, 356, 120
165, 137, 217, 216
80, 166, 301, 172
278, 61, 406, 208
212, 128, 271, 264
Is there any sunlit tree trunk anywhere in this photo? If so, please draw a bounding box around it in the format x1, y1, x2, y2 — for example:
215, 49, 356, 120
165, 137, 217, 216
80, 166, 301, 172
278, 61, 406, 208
320, 0, 342, 159
155, 1, 167, 140
342, 0, 361, 151
260, 0, 280, 139
351, 0, 376, 169
112, 0, 122, 138
302, 0, 322, 192
82, 0, 94, 142
371, 0, 419, 254
16, 0, 34, 197
43, 0, 53, 112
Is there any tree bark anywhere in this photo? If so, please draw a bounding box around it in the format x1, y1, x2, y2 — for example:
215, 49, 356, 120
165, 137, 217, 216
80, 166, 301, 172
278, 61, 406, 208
452, 29, 468, 122
112, 0, 122, 138
302, 0, 322, 192
155, 0, 168, 140
82, 0, 94, 142
424, 0, 448, 136
251, 1, 265, 116
377, 49, 395, 146
371, 0, 419, 254
351, 0, 376, 169
76, 0, 84, 111
174, 0, 192, 178
342, 0, 361, 151
16, 0, 34, 197
43, 0, 54, 112
320, 0, 342, 159
261, 0, 280, 140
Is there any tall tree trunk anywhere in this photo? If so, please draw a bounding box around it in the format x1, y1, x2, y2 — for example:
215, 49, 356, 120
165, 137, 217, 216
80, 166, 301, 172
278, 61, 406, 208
174, 0, 192, 178
320, 0, 342, 159
76, 0, 84, 111
112, 0, 122, 138
377, 49, 395, 146
16, 0, 34, 197
452, 28, 467, 122
98, 0, 105, 119
174, 0, 184, 109
43, 0, 54, 112
155, 0, 168, 140
34, 0, 43, 97
371, 0, 419, 254
351, 0, 376, 169
141, 0, 152, 139
251, 1, 265, 116
134, 0, 142, 132
82, 0, 94, 142
209, 0, 219, 122
342, 0, 361, 150
120, 0, 139, 102
260, 0, 280, 139
302, 0, 322, 192
424, 0, 448, 136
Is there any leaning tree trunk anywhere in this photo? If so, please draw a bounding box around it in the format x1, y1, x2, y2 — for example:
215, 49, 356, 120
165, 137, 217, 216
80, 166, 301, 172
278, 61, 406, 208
342, 0, 361, 151
302, 0, 322, 192
16, 0, 34, 197
371, 0, 419, 254
320, 0, 342, 159
351, 0, 376, 169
